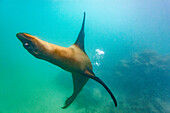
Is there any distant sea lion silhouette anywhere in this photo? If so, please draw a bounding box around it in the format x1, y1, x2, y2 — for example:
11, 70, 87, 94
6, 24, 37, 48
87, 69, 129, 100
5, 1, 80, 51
16, 13, 117, 109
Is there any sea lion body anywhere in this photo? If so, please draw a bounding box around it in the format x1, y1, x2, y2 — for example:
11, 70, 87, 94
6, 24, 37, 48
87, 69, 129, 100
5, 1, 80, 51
17, 33, 92, 73
47, 44, 92, 73
16, 13, 117, 109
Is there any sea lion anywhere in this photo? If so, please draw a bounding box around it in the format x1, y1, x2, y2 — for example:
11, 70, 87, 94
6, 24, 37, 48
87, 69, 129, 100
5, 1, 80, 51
16, 13, 117, 109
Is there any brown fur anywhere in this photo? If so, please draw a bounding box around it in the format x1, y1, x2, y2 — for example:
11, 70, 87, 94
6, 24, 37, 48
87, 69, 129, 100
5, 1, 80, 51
17, 33, 92, 74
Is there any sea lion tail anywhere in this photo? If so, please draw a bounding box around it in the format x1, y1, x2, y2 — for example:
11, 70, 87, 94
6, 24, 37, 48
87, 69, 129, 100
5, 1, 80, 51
84, 71, 117, 107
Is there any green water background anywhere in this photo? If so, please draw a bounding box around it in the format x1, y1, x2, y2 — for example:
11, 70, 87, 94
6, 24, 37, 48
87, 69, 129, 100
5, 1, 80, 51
0, 0, 169, 113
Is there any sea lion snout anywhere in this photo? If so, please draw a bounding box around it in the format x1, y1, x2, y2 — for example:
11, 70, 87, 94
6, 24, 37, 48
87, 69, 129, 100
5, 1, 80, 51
16, 33, 50, 59
16, 33, 24, 41
16, 33, 32, 44
17, 33, 39, 56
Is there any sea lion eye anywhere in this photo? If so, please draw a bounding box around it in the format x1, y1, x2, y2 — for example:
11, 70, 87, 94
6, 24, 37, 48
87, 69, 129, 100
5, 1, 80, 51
24, 43, 29, 46
24, 42, 31, 48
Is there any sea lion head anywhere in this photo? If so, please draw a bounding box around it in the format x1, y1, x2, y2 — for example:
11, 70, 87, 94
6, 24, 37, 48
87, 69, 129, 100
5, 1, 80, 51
16, 33, 47, 59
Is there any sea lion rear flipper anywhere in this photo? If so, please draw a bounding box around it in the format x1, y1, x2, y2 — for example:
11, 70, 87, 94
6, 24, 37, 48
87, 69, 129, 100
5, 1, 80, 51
62, 73, 89, 109
84, 70, 118, 107
74, 12, 86, 52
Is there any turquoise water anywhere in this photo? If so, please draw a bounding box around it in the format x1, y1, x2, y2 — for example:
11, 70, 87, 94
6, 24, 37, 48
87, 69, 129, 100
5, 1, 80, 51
0, 0, 170, 113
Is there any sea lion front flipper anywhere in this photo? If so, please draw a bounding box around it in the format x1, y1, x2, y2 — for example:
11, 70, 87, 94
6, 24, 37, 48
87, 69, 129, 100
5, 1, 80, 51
84, 70, 118, 107
62, 73, 89, 109
74, 12, 86, 52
